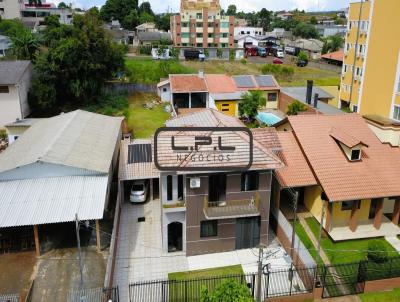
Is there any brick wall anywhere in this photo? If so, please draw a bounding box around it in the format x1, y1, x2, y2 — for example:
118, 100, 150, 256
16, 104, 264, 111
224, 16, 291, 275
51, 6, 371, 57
278, 92, 318, 115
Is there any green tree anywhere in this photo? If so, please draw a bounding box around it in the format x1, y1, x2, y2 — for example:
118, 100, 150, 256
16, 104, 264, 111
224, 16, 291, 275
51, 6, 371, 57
226, 5, 237, 16
240, 91, 264, 120
10, 29, 40, 61
259, 8, 272, 31
322, 34, 344, 54
100, 0, 138, 23
138, 1, 154, 16
297, 51, 308, 62
28, 0, 43, 5
309, 16, 317, 24
0, 19, 27, 37
200, 279, 253, 302
139, 12, 154, 24
293, 22, 319, 39
155, 13, 171, 31
122, 9, 139, 30
287, 100, 308, 115
57, 2, 70, 9
30, 10, 124, 114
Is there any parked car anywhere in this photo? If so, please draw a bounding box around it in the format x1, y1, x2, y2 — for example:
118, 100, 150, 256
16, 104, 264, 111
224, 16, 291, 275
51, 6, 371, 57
245, 45, 258, 57
184, 49, 200, 60
284, 46, 300, 56
257, 47, 267, 57
273, 58, 283, 64
130, 180, 149, 203
276, 49, 285, 58
297, 59, 308, 67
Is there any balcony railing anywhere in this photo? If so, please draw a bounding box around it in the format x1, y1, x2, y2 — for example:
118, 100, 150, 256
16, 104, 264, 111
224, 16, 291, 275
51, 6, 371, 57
203, 193, 260, 219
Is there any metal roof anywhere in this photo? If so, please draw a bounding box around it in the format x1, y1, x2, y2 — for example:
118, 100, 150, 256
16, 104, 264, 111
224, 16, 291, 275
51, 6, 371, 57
0, 60, 32, 85
0, 176, 108, 227
0, 110, 123, 175
210, 92, 243, 100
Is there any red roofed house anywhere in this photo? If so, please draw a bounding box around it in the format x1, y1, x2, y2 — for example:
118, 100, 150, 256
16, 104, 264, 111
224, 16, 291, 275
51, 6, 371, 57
272, 114, 400, 241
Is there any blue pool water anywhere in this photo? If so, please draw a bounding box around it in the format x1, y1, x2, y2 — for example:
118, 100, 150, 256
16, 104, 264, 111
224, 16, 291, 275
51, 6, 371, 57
257, 112, 282, 126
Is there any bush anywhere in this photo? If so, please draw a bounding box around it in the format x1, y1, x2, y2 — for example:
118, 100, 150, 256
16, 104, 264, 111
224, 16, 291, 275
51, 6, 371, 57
367, 240, 389, 263
85, 92, 129, 116
297, 51, 308, 62
287, 100, 308, 115
216, 48, 223, 59
200, 279, 253, 302
229, 49, 235, 61
138, 45, 152, 55
240, 58, 247, 64
261, 64, 294, 79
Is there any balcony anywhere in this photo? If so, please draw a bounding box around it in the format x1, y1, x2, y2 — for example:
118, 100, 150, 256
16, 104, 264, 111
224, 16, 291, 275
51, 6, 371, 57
203, 194, 260, 219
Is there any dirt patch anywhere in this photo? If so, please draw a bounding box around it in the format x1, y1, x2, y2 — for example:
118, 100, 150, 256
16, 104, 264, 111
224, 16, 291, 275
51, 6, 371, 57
0, 251, 36, 296
30, 247, 108, 302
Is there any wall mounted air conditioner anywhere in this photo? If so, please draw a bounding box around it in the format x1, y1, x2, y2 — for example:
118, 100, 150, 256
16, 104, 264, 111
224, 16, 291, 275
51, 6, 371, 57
190, 177, 201, 188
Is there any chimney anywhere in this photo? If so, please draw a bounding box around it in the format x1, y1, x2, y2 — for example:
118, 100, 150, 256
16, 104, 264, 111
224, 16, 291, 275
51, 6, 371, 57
313, 93, 319, 108
306, 80, 313, 105
198, 70, 204, 78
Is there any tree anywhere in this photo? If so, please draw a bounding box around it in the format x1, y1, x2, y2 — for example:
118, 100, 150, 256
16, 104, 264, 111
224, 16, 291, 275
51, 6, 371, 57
155, 13, 171, 32
309, 16, 317, 24
138, 1, 154, 16
122, 9, 139, 30
292, 22, 319, 39
0, 19, 27, 37
57, 2, 70, 9
297, 51, 308, 62
226, 5, 237, 16
287, 100, 308, 115
139, 12, 154, 24
259, 8, 272, 31
29, 10, 124, 114
100, 0, 138, 23
10, 29, 40, 61
28, 0, 43, 5
240, 91, 264, 120
200, 279, 253, 302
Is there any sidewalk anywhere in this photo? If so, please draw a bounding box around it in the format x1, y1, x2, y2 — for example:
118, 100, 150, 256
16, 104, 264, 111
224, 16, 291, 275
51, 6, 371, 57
385, 236, 400, 252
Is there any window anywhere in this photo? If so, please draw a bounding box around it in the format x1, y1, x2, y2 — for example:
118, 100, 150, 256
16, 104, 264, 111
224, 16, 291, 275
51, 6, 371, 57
196, 13, 202, 19
351, 149, 361, 161
200, 220, 218, 237
221, 22, 229, 28
196, 33, 202, 38
268, 93, 277, 102
220, 33, 228, 38
182, 22, 189, 27
393, 105, 400, 121
196, 22, 203, 27
352, 104, 358, 113
221, 43, 227, 48
341, 200, 360, 211
208, 22, 214, 27
196, 43, 203, 47
163, 88, 167, 92
0, 86, 9, 93
167, 175, 173, 201
181, 33, 189, 38
208, 33, 213, 38
241, 172, 259, 191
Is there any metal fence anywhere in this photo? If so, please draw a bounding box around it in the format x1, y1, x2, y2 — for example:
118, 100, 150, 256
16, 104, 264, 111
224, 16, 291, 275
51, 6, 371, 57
129, 267, 315, 302
0, 294, 19, 302
67, 287, 119, 302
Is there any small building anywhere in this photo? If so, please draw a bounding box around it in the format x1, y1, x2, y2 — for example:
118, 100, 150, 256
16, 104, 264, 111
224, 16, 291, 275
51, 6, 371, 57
276, 11, 293, 20
0, 60, 33, 128
4, 118, 43, 144
283, 38, 324, 60
0, 110, 123, 255
0, 35, 11, 57
321, 50, 344, 66
315, 25, 347, 38
234, 27, 264, 36
137, 32, 172, 46
135, 22, 157, 33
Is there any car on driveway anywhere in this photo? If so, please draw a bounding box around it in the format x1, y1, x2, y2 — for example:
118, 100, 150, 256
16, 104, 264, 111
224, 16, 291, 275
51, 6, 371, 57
273, 58, 283, 64
130, 180, 149, 203
297, 59, 308, 67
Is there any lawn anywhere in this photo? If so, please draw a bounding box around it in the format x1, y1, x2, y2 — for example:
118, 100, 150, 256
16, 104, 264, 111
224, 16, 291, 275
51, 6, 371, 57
125, 57, 195, 84
292, 220, 322, 264
168, 265, 245, 301
359, 288, 400, 302
124, 92, 170, 138
305, 217, 397, 264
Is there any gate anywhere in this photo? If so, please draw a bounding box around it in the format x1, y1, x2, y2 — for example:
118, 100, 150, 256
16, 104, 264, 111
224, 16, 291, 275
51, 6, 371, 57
0, 294, 19, 302
67, 286, 119, 302
321, 262, 365, 298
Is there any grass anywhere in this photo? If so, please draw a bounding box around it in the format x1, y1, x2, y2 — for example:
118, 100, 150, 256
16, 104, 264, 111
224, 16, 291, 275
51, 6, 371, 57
305, 217, 397, 264
359, 288, 400, 302
292, 220, 322, 264
124, 92, 170, 138
125, 57, 195, 84
169, 265, 244, 280
168, 265, 244, 301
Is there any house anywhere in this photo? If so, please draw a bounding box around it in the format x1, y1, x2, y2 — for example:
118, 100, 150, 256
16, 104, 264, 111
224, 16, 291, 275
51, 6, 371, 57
135, 22, 157, 34
321, 50, 344, 66
279, 85, 344, 115
0, 110, 123, 255
234, 27, 264, 36
4, 118, 43, 144
157, 72, 280, 116
137, 32, 172, 46
273, 114, 400, 241
283, 38, 324, 60
0, 60, 33, 128
315, 25, 347, 38
119, 109, 283, 255
0, 35, 11, 57
276, 11, 293, 20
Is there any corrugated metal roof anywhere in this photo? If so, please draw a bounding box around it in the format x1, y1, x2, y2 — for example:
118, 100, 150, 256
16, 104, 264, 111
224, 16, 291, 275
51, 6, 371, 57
210, 92, 243, 100
0, 176, 108, 227
0, 110, 123, 175
0, 60, 32, 85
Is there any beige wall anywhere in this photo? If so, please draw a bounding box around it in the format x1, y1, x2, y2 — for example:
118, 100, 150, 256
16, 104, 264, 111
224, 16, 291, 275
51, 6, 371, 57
0, 85, 23, 128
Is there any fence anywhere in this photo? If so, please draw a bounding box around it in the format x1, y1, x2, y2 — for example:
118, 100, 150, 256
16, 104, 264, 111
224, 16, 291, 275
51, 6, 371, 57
103, 82, 157, 95
129, 267, 316, 302
0, 294, 19, 302
67, 287, 119, 302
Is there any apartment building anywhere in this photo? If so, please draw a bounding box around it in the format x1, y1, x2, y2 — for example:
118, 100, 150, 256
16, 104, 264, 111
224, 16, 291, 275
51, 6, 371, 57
339, 0, 400, 118
0, 0, 23, 19
170, 0, 234, 50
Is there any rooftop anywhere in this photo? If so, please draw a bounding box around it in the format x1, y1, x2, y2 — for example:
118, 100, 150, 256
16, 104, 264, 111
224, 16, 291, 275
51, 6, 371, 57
321, 50, 344, 62
0, 60, 32, 85
169, 74, 208, 93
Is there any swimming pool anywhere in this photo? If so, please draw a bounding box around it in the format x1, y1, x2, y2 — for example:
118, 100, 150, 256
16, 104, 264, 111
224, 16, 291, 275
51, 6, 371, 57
257, 112, 282, 126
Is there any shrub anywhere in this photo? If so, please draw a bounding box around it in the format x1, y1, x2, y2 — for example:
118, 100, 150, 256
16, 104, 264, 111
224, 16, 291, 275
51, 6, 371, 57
216, 48, 223, 59
170, 47, 179, 59
85, 93, 129, 116
367, 240, 389, 263
229, 49, 235, 61
297, 51, 308, 62
200, 279, 253, 302
261, 64, 294, 79
204, 49, 209, 57
287, 100, 308, 115
240, 58, 247, 64
138, 45, 152, 55
281, 66, 294, 77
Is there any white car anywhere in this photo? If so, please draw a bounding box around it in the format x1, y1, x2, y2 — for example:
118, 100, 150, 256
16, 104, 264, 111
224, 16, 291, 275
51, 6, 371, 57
276, 50, 285, 58
130, 180, 149, 203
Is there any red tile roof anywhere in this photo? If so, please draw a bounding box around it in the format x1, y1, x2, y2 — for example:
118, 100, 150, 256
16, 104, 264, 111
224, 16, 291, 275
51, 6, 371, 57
329, 127, 367, 148
169, 75, 207, 93
321, 50, 344, 62
205, 74, 237, 93
287, 114, 400, 201
275, 131, 317, 188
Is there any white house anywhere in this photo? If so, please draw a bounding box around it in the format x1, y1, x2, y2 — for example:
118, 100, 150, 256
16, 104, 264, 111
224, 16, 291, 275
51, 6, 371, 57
0, 60, 33, 128
234, 26, 264, 36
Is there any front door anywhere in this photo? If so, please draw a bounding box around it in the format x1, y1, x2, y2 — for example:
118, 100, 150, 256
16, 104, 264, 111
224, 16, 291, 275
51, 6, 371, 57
369, 199, 377, 219
168, 222, 183, 252
235, 217, 261, 249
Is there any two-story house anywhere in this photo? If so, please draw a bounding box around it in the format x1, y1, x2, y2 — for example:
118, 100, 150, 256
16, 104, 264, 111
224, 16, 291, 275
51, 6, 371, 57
120, 109, 283, 256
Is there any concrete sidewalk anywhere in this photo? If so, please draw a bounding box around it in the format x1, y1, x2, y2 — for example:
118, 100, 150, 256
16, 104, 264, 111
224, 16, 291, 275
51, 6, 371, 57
385, 236, 400, 252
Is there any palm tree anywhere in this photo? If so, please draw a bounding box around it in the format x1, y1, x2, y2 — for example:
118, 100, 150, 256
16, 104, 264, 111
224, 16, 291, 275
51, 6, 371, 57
11, 30, 40, 61
239, 90, 265, 120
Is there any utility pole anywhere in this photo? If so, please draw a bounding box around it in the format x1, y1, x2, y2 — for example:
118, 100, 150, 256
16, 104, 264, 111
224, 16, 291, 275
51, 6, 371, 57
75, 213, 84, 290
256, 244, 266, 302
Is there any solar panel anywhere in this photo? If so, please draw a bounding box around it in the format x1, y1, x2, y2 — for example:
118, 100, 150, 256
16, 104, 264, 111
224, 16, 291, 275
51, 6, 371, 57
128, 144, 152, 164
233, 75, 256, 88
255, 76, 276, 87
